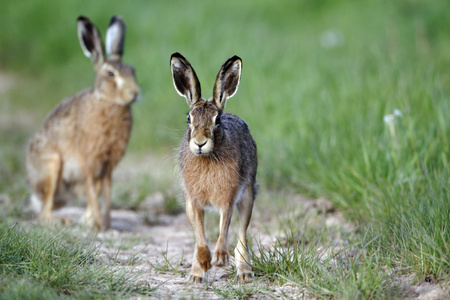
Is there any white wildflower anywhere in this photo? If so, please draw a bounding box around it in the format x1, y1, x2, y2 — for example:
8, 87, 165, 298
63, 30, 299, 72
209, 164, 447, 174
393, 109, 403, 117
383, 114, 396, 124
320, 29, 344, 48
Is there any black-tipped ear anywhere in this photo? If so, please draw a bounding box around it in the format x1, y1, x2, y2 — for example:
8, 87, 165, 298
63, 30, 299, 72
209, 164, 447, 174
77, 16, 105, 68
212, 55, 242, 110
105, 15, 126, 60
170, 53, 202, 108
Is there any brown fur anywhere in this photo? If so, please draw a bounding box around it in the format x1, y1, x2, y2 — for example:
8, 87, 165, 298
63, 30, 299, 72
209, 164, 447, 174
26, 15, 140, 230
171, 53, 258, 283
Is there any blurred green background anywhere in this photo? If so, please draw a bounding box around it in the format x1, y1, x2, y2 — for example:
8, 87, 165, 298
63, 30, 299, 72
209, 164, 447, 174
0, 0, 449, 280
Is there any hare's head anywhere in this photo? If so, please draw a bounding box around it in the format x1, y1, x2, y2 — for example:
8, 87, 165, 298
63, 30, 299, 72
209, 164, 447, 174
77, 16, 140, 105
170, 53, 242, 156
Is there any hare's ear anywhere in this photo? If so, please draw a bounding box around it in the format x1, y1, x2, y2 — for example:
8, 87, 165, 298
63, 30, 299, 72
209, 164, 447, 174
212, 56, 242, 110
170, 53, 201, 108
77, 16, 105, 69
105, 15, 125, 61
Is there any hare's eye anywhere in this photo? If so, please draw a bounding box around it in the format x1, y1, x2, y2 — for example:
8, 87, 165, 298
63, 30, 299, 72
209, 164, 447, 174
107, 71, 115, 78
187, 115, 191, 123
215, 115, 221, 125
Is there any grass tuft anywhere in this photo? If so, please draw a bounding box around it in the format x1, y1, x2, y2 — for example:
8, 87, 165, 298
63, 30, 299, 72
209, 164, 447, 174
249, 227, 399, 299
0, 222, 154, 299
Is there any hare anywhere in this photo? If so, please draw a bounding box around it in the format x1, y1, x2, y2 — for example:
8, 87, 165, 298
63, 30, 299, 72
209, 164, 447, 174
170, 53, 258, 283
26, 15, 140, 231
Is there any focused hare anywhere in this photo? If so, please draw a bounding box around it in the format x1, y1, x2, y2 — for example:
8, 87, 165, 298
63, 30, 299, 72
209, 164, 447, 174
170, 53, 258, 282
26, 15, 140, 230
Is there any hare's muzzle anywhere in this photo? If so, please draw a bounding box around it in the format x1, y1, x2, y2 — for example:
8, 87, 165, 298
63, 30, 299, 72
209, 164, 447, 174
189, 137, 213, 156
129, 88, 141, 102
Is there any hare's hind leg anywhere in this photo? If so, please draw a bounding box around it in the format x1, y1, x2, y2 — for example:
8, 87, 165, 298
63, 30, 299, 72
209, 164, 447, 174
34, 153, 62, 223
186, 197, 211, 283
235, 185, 255, 282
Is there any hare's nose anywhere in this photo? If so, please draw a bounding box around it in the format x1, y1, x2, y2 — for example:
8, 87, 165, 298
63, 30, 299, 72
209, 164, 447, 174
130, 90, 140, 102
195, 141, 207, 148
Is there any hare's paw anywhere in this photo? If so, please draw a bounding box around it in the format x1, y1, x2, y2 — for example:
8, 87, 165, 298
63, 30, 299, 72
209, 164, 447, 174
80, 213, 99, 230
212, 249, 229, 267
189, 275, 204, 284
236, 255, 253, 283
80, 207, 105, 230
58, 217, 75, 226
197, 245, 212, 272
80, 214, 94, 227
237, 271, 253, 283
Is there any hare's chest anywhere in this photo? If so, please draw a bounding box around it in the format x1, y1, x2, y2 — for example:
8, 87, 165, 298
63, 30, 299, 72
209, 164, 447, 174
61, 156, 84, 183
182, 158, 239, 208
80, 106, 131, 161
60, 154, 113, 188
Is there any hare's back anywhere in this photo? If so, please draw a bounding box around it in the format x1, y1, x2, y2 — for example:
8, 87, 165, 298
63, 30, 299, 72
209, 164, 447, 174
221, 113, 256, 148
39, 90, 92, 135
29, 88, 131, 160
221, 113, 257, 178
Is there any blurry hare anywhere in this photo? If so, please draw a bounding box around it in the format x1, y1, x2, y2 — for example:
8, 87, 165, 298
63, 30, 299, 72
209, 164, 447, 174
26, 15, 140, 230
170, 53, 258, 282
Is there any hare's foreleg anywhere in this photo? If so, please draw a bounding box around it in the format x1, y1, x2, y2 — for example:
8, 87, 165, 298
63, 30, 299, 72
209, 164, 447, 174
37, 153, 61, 223
100, 169, 112, 230
83, 176, 102, 230
212, 201, 234, 267
186, 197, 211, 282
235, 186, 254, 282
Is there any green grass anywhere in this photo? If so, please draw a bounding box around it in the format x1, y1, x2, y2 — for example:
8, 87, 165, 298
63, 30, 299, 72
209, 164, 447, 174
247, 227, 398, 299
0, 222, 154, 299
212, 225, 400, 299
1, 0, 449, 298
150, 243, 185, 275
